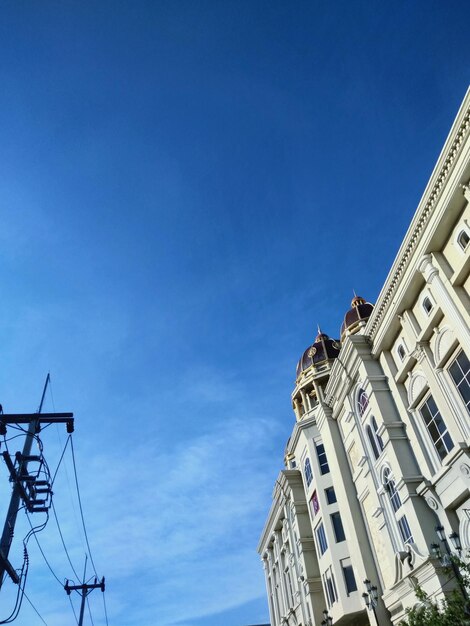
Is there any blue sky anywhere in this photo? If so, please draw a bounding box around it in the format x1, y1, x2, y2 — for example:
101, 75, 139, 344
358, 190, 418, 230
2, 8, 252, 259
0, 2, 469, 625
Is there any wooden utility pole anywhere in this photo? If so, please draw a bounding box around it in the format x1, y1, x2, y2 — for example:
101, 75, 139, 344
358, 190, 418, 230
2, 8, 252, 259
65, 571, 105, 626
0, 375, 74, 588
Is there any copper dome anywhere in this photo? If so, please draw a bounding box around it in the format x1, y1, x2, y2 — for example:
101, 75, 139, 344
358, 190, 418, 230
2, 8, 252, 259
296, 329, 341, 379
340, 295, 374, 339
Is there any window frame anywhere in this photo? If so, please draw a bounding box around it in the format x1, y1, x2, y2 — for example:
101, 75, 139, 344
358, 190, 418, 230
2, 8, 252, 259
310, 491, 320, 517
380, 464, 414, 548
341, 559, 358, 595
366, 415, 385, 461
418, 393, 454, 461
315, 442, 330, 475
304, 457, 313, 487
422, 294, 434, 316
357, 388, 369, 417
455, 225, 470, 252
315, 521, 328, 556
383, 467, 401, 512
325, 486, 337, 505
448, 349, 470, 417
322, 566, 338, 608
397, 515, 413, 545
331, 511, 346, 543
397, 343, 406, 361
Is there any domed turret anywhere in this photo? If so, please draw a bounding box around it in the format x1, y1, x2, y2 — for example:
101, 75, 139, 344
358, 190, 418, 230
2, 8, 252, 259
296, 328, 341, 380
340, 295, 374, 340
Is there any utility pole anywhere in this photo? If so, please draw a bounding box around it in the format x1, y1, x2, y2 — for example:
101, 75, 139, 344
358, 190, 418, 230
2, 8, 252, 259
64, 558, 105, 626
0, 375, 74, 588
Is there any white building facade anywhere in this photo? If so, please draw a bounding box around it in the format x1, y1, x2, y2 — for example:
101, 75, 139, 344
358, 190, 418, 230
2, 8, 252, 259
258, 88, 470, 626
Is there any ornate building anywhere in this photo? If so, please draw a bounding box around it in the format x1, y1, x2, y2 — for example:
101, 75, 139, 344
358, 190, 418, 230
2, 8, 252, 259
258, 88, 470, 626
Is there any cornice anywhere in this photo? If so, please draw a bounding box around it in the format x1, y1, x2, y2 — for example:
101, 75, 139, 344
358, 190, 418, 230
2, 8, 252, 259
366, 87, 470, 344
257, 469, 304, 552
286, 414, 316, 455
324, 334, 370, 407
257, 471, 288, 552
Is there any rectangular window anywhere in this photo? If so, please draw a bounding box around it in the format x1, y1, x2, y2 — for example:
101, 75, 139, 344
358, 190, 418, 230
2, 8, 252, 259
322, 566, 338, 607
331, 512, 346, 542
315, 442, 330, 475
398, 515, 413, 544
449, 350, 470, 415
316, 522, 328, 555
419, 395, 454, 460
341, 559, 357, 594
310, 491, 320, 517
325, 486, 337, 504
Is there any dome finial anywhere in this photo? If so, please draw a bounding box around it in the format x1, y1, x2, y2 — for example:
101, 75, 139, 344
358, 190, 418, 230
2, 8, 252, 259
351, 294, 366, 307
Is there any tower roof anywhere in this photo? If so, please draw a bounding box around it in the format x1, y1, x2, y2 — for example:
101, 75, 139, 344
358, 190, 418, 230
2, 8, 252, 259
296, 329, 340, 379
340, 295, 374, 339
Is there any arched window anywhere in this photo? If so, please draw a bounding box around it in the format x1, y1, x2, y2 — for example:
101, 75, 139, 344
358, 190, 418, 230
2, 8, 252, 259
457, 229, 470, 251
422, 296, 433, 315
366, 425, 380, 460
357, 389, 369, 417
383, 467, 401, 512
371, 416, 385, 452
366, 416, 385, 460
304, 458, 313, 486
382, 467, 414, 545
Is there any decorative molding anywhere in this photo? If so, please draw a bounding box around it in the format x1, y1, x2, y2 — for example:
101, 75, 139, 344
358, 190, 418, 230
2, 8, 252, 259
358, 455, 368, 467
432, 325, 457, 367
460, 463, 470, 478
425, 496, 439, 511
367, 104, 470, 341
407, 371, 428, 407
461, 178, 470, 202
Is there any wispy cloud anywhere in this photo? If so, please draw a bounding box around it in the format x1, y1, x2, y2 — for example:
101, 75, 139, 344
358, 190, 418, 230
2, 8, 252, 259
12, 401, 281, 626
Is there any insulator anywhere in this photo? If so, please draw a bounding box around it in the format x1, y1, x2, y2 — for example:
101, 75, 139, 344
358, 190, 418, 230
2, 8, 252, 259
17, 454, 42, 463
29, 506, 48, 513
18, 475, 35, 483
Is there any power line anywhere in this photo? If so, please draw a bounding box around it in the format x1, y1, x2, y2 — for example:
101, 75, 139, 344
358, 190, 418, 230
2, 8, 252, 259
102, 591, 110, 626
51, 501, 81, 581
86, 595, 95, 626
51, 435, 71, 488
22, 589, 48, 626
68, 593, 79, 625
70, 437, 98, 577
25, 513, 62, 586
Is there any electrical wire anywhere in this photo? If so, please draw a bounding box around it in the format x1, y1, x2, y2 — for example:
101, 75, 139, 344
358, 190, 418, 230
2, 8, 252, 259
68, 594, 79, 625
51, 501, 81, 581
51, 435, 71, 488
1, 381, 108, 625
21, 589, 48, 626
0, 545, 29, 624
86, 595, 95, 626
70, 437, 99, 577
49, 378, 87, 565
102, 591, 110, 626
25, 513, 62, 586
